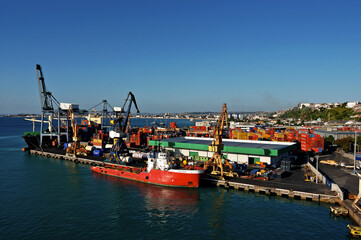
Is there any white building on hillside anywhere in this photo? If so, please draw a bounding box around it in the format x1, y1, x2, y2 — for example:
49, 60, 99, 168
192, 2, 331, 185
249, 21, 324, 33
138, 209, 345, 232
346, 101, 360, 108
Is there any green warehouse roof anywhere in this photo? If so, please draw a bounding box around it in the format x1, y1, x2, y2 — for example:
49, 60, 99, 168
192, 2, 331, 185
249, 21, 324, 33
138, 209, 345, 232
149, 137, 297, 157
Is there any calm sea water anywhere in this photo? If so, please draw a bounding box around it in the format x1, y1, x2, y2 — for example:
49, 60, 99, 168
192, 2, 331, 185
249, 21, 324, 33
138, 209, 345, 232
0, 117, 355, 239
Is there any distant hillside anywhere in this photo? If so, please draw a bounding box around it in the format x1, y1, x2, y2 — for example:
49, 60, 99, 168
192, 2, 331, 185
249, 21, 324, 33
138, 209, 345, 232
280, 105, 357, 121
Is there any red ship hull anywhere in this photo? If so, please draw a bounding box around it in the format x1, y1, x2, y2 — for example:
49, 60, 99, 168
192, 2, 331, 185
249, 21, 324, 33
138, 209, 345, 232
91, 164, 203, 188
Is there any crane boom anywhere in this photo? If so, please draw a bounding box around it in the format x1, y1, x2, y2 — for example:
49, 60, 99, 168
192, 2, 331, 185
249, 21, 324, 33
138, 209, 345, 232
36, 64, 59, 111
121, 92, 140, 133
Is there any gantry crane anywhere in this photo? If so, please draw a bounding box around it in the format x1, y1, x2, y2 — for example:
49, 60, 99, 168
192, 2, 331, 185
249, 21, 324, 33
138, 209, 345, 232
107, 92, 140, 164
36, 64, 69, 146
87, 99, 114, 127
204, 103, 234, 178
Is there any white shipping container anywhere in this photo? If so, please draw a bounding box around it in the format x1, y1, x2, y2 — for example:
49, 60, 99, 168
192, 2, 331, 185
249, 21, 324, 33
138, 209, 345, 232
60, 103, 79, 110
113, 107, 123, 112
85, 146, 95, 151
109, 130, 120, 138
105, 144, 113, 149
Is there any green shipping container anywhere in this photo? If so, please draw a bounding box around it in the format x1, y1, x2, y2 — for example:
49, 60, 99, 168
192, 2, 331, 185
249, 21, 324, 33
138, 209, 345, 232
189, 152, 199, 157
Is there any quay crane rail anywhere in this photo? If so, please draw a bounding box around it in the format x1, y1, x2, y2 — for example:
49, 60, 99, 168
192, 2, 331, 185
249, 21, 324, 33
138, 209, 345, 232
107, 92, 140, 164
203, 103, 234, 178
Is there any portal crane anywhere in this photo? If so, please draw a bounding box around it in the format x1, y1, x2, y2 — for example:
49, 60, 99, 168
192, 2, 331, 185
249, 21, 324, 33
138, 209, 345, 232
87, 99, 114, 127
36, 64, 69, 146
107, 92, 140, 164
118, 92, 140, 134
203, 103, 234, 178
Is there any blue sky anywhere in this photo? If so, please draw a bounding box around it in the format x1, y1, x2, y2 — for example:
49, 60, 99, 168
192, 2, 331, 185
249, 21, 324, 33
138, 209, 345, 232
1, 0, 360, 114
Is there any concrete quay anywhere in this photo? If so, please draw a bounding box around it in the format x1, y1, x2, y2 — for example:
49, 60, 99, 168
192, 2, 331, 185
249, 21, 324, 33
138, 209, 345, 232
30, 149, 104, 165
202, 176, 338, 203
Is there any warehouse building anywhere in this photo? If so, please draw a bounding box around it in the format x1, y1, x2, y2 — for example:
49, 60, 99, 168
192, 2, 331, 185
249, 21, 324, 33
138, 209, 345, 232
148, 137, 297, 165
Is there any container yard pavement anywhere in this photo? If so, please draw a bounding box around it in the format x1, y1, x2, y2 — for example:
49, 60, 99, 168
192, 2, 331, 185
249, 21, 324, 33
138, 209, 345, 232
318, 154, 359, 195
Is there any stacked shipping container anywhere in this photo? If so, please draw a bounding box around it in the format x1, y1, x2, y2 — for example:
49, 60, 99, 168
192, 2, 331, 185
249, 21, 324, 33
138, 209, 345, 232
230, 127, 324, 153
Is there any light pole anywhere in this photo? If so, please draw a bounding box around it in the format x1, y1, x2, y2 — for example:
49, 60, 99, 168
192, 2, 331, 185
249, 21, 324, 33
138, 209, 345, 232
315, 155, 319, 184
355, 126, 358, 172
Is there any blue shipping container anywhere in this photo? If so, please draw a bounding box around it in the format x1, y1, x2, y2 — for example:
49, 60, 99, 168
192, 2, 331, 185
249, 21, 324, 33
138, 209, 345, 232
93, 149, 104, 157
356, 152, 361, 161
250, 169, 259, 175
326, 177, 332, 189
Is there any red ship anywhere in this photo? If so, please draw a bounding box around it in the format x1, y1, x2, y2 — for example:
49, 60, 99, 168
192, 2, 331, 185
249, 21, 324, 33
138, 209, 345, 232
91, 152, 203, 188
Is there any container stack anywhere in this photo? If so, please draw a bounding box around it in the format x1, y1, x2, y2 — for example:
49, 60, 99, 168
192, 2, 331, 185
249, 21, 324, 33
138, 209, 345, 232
300, 134, 324, 152
273, 132, 287, 142
187, 126, 211, 137
140, 127, 153, 134
93, 138, 103, 149
169, 122, 177, 129
190, 126, 207, 131
281, 160, 291, 171
311, 135, 324, 153
230, 130, 252, 140
287, 132, 296, 142
129, 131, 144, 147
301, 134, 311, 151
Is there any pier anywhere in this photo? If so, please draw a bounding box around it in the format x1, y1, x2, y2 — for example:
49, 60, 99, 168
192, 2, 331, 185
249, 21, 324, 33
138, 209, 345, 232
203, 177, 338, 203
30, 149, 103, 166
340, 200, 361, 225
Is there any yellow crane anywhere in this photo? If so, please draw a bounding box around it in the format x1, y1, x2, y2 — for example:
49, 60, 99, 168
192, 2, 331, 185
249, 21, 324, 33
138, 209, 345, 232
66, 106, 86, 156
204, 103, 234, 178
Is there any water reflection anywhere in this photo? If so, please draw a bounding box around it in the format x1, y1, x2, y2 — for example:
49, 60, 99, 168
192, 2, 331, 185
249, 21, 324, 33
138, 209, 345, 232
208, 190, 225, 237
91, 173, 200, 213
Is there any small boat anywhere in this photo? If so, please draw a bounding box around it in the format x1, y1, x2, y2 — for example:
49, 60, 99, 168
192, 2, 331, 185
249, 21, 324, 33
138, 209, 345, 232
330, 205, 348, 216
347, 225, 361, 237
91, 152, 204, 188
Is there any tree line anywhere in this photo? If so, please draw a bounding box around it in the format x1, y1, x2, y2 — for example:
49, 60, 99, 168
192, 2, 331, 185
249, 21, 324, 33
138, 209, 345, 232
280, 104, 358, 122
